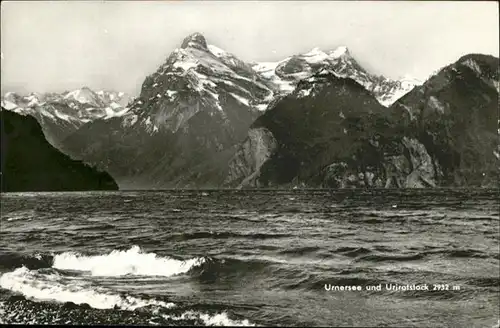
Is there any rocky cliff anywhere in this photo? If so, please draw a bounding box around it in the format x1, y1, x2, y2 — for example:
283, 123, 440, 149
392, 53, 499, 187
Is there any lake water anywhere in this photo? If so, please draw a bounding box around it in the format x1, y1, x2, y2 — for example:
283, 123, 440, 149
0, 190, 499, 327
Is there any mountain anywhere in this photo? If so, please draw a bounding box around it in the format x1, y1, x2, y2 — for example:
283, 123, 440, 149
59, 33, 422, 189
225, 54, 499, 189
224, 70, 416, 188
61, 33, 271, 188
1, 109, 118, 192
391, 53, 499, 187
1, 88, 130, 148
252, 46, 421, 107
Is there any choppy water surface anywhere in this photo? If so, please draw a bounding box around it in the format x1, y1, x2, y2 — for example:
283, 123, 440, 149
0, 189, 499, 327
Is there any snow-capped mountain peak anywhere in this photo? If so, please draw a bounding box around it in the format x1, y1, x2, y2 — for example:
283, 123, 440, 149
4, 91, 16, 99
125, 33, 274, 133
329, 45, 350, 58
180, 32, 208, 51
302, 47, 330, 64
130, 33, 417, 136
251, 45, 418, 107
63, 87, 102, 106
1, 88, 131, 130
25, 94, 41, 107
300, 46, 351, 65
1, 87, 132, 148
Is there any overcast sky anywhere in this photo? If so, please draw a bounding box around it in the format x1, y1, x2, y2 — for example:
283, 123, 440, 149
1, 1, 498, 95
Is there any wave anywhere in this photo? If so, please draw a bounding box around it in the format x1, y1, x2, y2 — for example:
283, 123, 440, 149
466, 277, 500, 287
4, 209, 36, 222
168, 231, 292, 241
279, 246, 321, 255
0, 295, 254, 326
0, 266, 176, 311
1, 249, 275, 283
52, 246, 205, 277
0, 252, 54, 271
0, 266, 255, 326
356, 253, 425, 262
161, 310, 254, 326
355, 209, 432, 219
355, 209, 499, 222
424, 249, 492, 259
334, 246, 372, 257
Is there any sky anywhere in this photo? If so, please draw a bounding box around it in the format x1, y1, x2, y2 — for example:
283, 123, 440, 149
1, 1, 498, 96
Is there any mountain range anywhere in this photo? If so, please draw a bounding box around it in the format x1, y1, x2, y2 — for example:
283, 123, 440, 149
2, 33, 497, 190
227, 53, 499, 189
1, 88, 131, 149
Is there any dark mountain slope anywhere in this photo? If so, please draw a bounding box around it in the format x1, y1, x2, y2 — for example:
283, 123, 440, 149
60, 33, 267, 189
225, 71, 433, 188
225, 54, 499, 189
1, 110, 118, 192
391, 53, 499, 187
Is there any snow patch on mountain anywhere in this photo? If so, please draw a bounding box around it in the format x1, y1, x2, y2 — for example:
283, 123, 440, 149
302, 48, 330, 64
207, 44, 226, 58
297, 88, 312, 98
493, 80, 500, 92
173, 59, 199, 72
329, 46, 349, 58
255, 104, 269, 111
252, 61, 284, 79
109, 102, 122, 110
1, 99, 18, 110
166, 90, 178, 99
39, 107, 56, 120
461, 58, 482, 75
26, 95, 40, 107
53, 109, 73, 122
1, 89, 131, 127
190, 70, 217, 89
230, 93, 250, 106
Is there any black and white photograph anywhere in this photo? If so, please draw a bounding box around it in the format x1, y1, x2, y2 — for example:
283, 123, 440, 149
0, 0, 499, 326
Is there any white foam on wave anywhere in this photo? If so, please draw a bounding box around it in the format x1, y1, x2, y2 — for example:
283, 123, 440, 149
0, 268, 254, 326
4, 209, 36, 222
52, 246, 205, 277
6, 215, 30, 222
162, 310, 254, 326
0, 266, 176, 311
